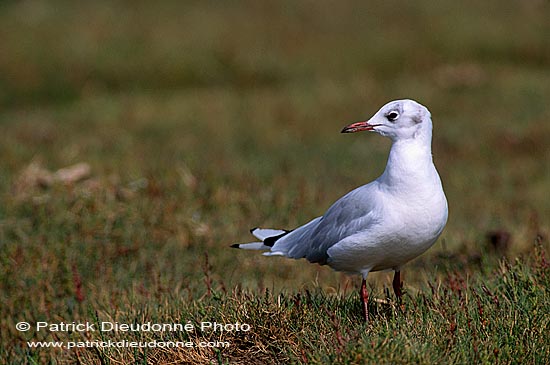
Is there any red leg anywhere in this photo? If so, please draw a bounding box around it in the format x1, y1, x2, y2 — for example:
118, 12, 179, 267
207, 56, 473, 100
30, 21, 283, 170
361, 278, 369, 322
392, 271, 402, 300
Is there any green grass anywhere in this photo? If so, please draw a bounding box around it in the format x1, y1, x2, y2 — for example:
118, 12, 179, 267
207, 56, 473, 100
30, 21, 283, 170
1, 1, 549, 364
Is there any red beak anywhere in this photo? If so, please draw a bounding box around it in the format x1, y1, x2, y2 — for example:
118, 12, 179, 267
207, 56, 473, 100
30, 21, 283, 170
341, 121, 380, 133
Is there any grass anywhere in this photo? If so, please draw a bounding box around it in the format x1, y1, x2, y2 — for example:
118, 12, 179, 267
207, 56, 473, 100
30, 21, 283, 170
1, 1, 549, 364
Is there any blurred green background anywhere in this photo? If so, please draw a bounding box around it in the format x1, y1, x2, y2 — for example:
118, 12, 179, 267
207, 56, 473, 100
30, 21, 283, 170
1, 0, 549, 334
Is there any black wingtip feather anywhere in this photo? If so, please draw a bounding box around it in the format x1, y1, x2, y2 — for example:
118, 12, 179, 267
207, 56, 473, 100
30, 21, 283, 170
264, 230, 292, 247
249, 227, 258, 234
230, 244, 240, 249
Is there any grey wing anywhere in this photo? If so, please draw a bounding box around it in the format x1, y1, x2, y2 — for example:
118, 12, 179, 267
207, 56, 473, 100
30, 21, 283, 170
270, 183, 380, 263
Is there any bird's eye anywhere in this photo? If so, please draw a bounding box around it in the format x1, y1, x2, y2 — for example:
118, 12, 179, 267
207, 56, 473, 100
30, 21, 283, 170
386, 111, 400, 122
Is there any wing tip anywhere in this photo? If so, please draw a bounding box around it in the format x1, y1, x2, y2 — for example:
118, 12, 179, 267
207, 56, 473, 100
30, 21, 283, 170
264, 230, 291, 247
230, 243, 240, 249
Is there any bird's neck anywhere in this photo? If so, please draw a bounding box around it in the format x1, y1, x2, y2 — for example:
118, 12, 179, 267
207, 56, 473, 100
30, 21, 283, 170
380, 138, 436, 189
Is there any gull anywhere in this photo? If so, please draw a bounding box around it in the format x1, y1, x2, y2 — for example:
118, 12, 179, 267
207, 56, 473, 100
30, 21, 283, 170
232, 99, 448, 321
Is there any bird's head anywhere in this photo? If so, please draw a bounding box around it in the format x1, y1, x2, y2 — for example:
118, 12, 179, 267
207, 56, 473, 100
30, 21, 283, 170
342, 99, 432, 142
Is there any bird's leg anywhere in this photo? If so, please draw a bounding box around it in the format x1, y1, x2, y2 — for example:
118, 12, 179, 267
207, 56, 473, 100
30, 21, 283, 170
392, 270, 403, 301
360, 278, 369, 322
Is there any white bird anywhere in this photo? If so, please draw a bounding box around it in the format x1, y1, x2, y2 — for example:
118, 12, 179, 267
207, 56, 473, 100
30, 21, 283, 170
232, 99, 448, 321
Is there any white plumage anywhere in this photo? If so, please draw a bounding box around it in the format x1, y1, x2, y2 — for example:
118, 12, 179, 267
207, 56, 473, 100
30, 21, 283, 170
232, 99, 448, 321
